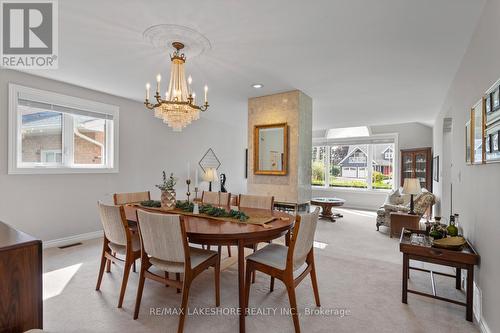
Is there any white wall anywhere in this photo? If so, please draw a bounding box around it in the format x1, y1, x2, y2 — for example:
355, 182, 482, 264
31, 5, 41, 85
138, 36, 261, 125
0, 69, 247, 242
312, 122, 433, 210
432, 0, 499, 331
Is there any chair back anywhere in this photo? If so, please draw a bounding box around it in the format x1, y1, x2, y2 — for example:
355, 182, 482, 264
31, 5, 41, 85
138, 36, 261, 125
238, 194, 274, 210
136, 210, 187, 264
288, 207, 320, 270
113, 191, 151, 205
201, 191, 230, 206
98, 202, 128, 246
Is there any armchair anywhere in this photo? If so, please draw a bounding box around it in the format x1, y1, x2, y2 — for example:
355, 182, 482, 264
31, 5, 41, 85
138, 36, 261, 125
376, 189, 435, 232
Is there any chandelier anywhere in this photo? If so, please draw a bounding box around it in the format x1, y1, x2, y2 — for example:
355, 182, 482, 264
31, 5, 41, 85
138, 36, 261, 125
144, 42, 209, 131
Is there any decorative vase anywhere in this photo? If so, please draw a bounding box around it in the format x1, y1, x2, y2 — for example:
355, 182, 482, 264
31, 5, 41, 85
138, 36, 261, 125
161, 190, 176, 210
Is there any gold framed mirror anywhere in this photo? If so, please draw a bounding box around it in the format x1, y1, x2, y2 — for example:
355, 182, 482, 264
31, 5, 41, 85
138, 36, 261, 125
254, 123, 288, 175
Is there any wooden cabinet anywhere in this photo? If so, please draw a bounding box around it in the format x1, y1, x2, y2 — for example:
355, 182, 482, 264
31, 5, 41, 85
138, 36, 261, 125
0, 221, 43, 332
400, 147, 432, 191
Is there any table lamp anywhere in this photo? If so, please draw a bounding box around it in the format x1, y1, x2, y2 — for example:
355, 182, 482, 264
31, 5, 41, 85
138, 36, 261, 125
204, 168, 218, 192
402, 178, 421, 215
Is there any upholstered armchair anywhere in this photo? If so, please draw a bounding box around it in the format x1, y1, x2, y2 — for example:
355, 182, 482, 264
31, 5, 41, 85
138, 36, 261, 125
376, 189, 435, 231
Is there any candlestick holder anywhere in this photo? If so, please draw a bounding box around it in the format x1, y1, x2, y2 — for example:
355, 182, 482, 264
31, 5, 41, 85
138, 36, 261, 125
194, 187, 199, 200
186, 179, 191, 202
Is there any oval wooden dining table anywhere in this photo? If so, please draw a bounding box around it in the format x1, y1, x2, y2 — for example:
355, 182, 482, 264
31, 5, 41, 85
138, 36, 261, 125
124, 205, 295, 333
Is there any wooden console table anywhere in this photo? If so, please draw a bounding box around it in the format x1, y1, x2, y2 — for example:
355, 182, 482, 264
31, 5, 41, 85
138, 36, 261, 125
399, 229, 479, 322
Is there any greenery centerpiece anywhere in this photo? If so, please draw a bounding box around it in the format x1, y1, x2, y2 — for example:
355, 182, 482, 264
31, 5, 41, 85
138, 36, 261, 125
176, 201, 249, 221
157, 171, 177, 210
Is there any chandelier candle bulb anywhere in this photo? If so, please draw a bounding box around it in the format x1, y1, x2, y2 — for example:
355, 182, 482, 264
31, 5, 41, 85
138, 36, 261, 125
146, 83, 151, 100
156, 74, 161, 93
204, 85, 208, 103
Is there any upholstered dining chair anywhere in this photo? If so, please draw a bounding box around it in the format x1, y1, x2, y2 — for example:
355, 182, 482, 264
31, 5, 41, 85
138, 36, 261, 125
201, 191, 232, 257
113, 191, 151, 205
238, 194, 275, 282
238, 194, 274, 210
133, 210, 220, 333
95, 202, 141, 308
244, 208, 321, 333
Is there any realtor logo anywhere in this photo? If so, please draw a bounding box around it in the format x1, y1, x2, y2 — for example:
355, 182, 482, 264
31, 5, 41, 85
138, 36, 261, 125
1, 0, 58, 68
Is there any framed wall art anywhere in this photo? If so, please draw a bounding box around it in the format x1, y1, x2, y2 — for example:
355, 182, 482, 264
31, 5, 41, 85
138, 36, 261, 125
471, 100, 484, 164
433, 155, 439, 182
465, 120, 471, 164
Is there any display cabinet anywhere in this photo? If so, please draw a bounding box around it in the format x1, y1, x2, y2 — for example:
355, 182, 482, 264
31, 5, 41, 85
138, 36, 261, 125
400, 147, 432, 191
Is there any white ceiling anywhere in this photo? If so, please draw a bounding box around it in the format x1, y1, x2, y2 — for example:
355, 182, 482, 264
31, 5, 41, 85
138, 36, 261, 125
24, 0, 485, 129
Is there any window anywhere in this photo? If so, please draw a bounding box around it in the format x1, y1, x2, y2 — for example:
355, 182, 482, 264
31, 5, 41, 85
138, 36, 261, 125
312, 133, 396, 190
9, 84, 119, 174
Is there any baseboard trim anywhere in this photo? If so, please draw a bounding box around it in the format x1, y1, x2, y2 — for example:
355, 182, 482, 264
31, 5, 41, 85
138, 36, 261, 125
43, 230, 103, 249
478, 316, 491, 333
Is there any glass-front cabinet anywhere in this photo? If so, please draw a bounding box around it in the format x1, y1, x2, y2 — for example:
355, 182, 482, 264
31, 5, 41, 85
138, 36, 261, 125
400, 148, 432, 191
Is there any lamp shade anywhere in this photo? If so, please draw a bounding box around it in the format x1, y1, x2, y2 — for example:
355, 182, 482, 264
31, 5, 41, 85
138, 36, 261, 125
203, 168, 218, 182
402, 178, 421, 195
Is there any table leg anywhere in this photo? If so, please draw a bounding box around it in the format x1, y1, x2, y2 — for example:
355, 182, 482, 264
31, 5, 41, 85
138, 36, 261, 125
456, 268, 462, 290
466, 266, 474, 322
402, 253, 408, 304
238, 241, 246, 333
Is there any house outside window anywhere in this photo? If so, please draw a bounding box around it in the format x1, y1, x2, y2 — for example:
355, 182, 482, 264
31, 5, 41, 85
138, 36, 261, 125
311, 130, 397, 190
8, 84, 119, 174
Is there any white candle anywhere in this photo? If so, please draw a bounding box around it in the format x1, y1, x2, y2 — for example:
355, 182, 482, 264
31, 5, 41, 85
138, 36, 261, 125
156, 74, 161, 94
145, 83, 150, 100
192, 92, 196, 103
188, 75, 192, 95
187, 162, 190, 180
195, 168, 198, 187
204, 85, 208, 103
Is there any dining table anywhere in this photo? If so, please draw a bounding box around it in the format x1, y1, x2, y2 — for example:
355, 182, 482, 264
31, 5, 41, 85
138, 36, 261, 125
124, 205, 295, 333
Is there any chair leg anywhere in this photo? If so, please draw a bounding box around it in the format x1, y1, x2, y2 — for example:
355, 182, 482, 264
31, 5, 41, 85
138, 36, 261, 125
165, 272, 169, 287
227, 245, 232, 257
286, 285, 301, 333
95, 250, 107, 291
214, 257, 220, 307
251, 245, 257, 284
270, 277, 275, 292
244, 263, 253, 313
176, 273, 181, 293
133, 265, 146, 319
133, 259, 136, 273
310, 262, 321, 307
105, 256, 111, 273
217, 245, 222, 259
118, 257, 132, 308
178, 278, 192, 333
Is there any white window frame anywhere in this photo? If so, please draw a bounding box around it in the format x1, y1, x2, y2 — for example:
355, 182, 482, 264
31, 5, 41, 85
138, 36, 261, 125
8, 83, 119, 174
312, 133, 399, 192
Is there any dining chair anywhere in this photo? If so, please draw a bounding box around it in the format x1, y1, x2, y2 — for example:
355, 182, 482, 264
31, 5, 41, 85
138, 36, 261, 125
201, 191, 232, 257
113, 191, 151, 205
238, 194, 274, 210
244, 207, 321, 333
95, 202, 141, 308
133, 210, 220, 333
238, 194, 275, 282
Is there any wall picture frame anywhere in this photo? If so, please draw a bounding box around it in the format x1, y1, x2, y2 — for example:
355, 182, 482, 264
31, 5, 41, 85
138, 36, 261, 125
492, 87, 500, 111
471, 100, 485, 164
433, 155, 439, 182
465, 120, 471, 164
485, 94, 492, 114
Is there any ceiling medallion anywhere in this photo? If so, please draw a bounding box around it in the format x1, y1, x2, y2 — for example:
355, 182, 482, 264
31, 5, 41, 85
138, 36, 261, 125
144, 42, 209, 131
142, 24, 211, 58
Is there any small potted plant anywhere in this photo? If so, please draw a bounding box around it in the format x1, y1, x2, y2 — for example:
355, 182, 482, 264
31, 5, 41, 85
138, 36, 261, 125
156, 171, 177, 210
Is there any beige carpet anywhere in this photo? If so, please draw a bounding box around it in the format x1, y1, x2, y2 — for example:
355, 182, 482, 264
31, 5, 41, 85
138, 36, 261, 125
42, 209, 479, 333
